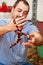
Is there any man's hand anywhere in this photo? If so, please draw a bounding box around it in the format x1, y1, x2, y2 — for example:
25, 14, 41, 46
22, 32, 43, 47
9, 18, 17, 31
14, 16, 26, 30
22, 35, 35, 47
9, 16, 26, 31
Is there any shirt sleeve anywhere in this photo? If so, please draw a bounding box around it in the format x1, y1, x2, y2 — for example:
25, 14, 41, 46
0, 18, 9, 26
28, 25, 39, 34
22, 21, 39, 35
26, 22, 39, 34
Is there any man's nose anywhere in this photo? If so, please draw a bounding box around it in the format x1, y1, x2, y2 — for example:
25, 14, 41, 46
19, 12, 23, 17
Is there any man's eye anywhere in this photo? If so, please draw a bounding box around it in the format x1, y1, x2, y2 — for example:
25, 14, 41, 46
17, 9, 21, 12
24, 12, 28, 15
23, 13, 27, 16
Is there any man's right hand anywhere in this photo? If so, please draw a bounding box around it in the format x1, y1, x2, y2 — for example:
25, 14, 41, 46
9, 18, 17, 31
9, 16, 26, 31
14, 16, 26, 31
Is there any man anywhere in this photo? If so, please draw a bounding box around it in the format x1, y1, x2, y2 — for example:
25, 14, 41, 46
0, 0, 43, 65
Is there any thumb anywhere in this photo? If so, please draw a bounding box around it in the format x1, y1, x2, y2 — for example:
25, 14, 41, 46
22, 42, 33, 46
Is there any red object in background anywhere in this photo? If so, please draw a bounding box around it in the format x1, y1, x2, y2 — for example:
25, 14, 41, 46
0, 2, 12, 12
0, 6, 1, 11
1, 4, 7, 12
37, 22, 43, 36
7, 6, 12, 12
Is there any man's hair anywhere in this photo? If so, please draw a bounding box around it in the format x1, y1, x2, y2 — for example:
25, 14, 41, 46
13, 0, 30, 13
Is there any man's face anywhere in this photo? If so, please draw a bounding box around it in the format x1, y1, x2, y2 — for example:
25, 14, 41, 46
12, 1, 29, 19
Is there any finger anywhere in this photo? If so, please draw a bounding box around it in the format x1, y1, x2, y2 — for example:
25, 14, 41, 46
22, 42, 33, 46
16, 18, 26, 25
17, 22, 26, 27
10, 18, 16, 25
28, 37, 35, 43
15, 16, 25, 22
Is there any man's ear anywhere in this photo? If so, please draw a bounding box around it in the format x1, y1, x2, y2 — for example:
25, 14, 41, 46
11, 7, 14, 13
10, 7, 15, 19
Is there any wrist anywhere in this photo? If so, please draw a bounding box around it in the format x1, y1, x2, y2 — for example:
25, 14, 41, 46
6, 24, 13, 32
7, 23, 17, 32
